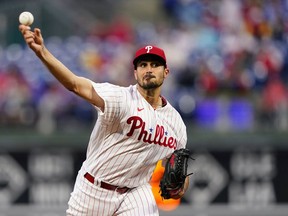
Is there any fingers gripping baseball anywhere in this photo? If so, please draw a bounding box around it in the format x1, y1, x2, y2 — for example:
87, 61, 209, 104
19, 25, 44, 54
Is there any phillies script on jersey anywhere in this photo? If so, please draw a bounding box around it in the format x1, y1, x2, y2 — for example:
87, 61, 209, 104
126, 116, 177, 149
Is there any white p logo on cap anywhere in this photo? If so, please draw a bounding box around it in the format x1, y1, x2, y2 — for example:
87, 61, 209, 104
145, 45, 153, 53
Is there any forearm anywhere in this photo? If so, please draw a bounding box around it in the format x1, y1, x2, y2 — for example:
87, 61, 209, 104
19, 25, 103, 107
37, 47, 78, 92
38, 46, 105, 108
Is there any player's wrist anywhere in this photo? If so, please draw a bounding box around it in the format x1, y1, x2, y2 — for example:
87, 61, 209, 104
36, 45, 48, 60
170, 189, 185, 199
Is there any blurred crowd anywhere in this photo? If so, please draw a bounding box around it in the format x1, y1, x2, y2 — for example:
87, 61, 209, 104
1, 0, 288, 133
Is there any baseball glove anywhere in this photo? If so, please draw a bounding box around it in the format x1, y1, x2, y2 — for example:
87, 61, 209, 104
159, 148, 194, 199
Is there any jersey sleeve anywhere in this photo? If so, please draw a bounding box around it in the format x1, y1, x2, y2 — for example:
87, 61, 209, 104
173, 110, 187, 150
177, 123, 187, 150
90, 81, 125, 124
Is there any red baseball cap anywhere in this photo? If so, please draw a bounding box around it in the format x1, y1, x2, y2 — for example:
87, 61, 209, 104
133, 45, 167, 66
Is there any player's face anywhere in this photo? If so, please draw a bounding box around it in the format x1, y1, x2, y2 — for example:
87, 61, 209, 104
134, 60, 169, 90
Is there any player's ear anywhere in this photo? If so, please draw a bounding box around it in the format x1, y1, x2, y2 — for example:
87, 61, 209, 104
164, 67, 170, 78
134, 70, 138, 80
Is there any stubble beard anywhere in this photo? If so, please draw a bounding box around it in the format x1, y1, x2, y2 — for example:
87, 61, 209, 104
138, 79, 164, 90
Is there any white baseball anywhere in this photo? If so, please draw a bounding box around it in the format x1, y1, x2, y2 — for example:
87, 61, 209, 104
19, 11, 34, 26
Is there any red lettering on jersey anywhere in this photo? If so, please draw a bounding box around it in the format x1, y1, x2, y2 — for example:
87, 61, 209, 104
126, 116, 177, 149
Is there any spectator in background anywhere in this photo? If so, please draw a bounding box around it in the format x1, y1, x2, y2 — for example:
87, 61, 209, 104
89, 15, 134, 43
36, 82, 70, 134
1, 0, 288, 132
259, 76, 288, 130
0, 63, 35, 126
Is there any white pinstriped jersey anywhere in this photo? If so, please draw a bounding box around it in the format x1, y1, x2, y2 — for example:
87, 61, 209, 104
82, 82, 187, 188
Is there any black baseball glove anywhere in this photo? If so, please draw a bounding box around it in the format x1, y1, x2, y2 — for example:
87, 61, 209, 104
159, 148, 194, 199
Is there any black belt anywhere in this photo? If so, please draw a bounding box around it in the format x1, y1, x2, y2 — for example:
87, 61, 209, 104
84, 172, 131, 194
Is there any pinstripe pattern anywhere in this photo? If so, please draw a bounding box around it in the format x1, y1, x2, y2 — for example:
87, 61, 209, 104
67, 170, 159, 215
66, 82, 187, 215
117, 184, 159, 215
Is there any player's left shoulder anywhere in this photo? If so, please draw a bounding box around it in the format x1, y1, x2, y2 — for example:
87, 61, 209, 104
163, 102, 185, 121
